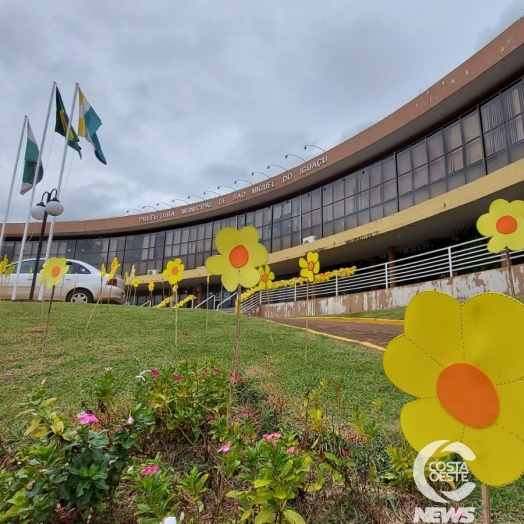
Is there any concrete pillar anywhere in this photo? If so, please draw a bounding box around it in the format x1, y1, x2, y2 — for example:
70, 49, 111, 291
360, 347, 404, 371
387, 246, 396, 288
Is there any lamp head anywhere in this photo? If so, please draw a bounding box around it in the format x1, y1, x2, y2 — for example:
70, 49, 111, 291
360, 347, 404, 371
46, 197, 64, 217
31, 202, 46, 221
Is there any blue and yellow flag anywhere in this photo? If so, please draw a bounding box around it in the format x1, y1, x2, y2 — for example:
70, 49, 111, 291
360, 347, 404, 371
55, 87, 82, 158
78, 88, 106, 164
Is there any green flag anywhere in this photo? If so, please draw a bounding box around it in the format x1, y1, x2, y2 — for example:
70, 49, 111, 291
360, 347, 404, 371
55, 87, 82, 158
20, 121, 43, 195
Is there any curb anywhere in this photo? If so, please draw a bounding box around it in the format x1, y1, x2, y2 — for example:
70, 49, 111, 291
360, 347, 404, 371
295, 316, 404, 326
268, 320, 386, 352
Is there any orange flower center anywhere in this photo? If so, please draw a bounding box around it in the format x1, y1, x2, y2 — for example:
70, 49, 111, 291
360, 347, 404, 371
436, 363, 499, 429
51, 266, 61, 278
261, 273, 269, 282
496, 215, 518, 234
229, 245, 249, 269
171, 266, 179, 276
308, 261, 315, 271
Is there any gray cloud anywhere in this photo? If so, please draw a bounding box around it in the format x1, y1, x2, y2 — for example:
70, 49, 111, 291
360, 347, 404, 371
1, 0, 522, 226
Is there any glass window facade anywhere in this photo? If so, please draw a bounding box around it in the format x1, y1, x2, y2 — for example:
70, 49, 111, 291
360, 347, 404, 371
11, 76, 524, 273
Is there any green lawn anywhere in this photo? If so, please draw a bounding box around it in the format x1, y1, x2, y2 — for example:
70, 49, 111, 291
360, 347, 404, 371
1, 302, 523, 521
0, 302, 406, 439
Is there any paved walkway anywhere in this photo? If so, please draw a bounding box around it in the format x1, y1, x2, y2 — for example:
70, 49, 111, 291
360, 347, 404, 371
272, 318, 404, 350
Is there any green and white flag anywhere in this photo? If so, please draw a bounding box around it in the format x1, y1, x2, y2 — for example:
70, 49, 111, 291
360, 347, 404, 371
20, 121, 43, 195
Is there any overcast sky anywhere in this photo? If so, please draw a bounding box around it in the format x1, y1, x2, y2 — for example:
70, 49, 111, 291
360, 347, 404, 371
1, 0, 523, 224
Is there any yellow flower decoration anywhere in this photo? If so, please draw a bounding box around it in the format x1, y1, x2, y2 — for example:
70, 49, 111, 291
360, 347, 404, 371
38, 257, 69, 289
130, 264, 136, 279
4, 262, 14, 278
163, 258, 184, 286
383, 291, 524, 487
0, 255, 8, 276
132, 278, 140, 288
258, 265, 275, 290
299, 251, 320, 283
148, 281, 154, 292
477, 199, 524, 253
100, 263, 107, 279
205, 226, 268, 292
107, 257, 120, 280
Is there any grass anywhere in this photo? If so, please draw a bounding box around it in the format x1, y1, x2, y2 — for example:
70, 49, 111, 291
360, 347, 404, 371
0, 302, 406, 439
1, 301, 523, 521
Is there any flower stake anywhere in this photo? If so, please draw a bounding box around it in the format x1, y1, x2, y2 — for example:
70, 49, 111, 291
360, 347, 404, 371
132, 278, 139, 305
299, 251, 320, 361
206, 273, 210, 330
476, 198, 524, 297
205, 226, 268, 425
162, 258, 184, 348
258, 264, 275, 347
38, 257, 68, 371
383, 291, 524, 523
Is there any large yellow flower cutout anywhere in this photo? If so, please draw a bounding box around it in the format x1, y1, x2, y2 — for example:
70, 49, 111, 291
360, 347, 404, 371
299, 251, 320, 283
38, 257, 69, 289
148, 281, 154, 292
163, 258, 184, 286
205, 226, 268, 292
0, 255, 8, 276
258, 265, 275, 290
384, 291, 524, 487
477, 199, 524, 253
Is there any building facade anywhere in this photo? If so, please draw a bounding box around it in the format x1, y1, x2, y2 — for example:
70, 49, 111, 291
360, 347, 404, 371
3, 17, 524, 301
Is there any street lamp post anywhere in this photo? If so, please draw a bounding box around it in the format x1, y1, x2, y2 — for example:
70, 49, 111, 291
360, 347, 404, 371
285, 153, 306, 162
217, 185, 236, 192
172, 199, 189, 205
188, 195, 205, 201
203, 190, 222, 197
304, 144, 326, 153
234, 179, 254, 186
157, 202, 173, 208
267, 164, 286, 172
127, 209, 142, 214
29, 189, 64, 300
143, 206, 159, 211
252, 171, 269, 179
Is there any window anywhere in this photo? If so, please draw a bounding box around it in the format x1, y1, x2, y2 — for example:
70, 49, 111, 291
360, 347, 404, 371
443, 121, 462, 152
411, 140, 427, 168
427, 131, 444, 161
481, 96, 504, 131
369, 162, 382, 187
397, 148, 411, 174
465, 139, 483, 166
67, 262, 91, 274
506, 115, 524, 146
502, 81, 524, 119
462, 111, 481, 142
484, 126, 507, 156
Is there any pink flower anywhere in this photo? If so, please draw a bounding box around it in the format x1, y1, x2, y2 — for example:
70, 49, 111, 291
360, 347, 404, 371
151, 370, 159, 379
263, 433, 281, 441
242, 409, 253, 417
207, 414, 214, 421
342, 450, 349, 457
287, 446, 295, 454
77, 413, 99, 425
126, 416, 134, 425
173, 375, 181, 381
218, 443, 231, 453
213, 368, 220, 373
202, 369, 209, 375
229, 373, 242, 383
141, 465, 159, 475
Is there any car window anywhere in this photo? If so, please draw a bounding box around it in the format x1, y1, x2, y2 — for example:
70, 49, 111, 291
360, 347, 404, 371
19, 261, 37, 273
66, 262, 91, 275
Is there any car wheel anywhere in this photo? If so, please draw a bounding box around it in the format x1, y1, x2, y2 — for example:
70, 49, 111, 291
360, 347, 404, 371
66, 289, 94, 303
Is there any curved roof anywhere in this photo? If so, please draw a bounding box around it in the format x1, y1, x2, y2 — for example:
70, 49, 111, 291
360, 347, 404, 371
4, 15, 524, 239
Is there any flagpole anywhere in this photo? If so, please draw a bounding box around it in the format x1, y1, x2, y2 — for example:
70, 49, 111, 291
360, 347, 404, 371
12, 83, 56, 301
0, 115, 27, 257
37, 83, 79, 301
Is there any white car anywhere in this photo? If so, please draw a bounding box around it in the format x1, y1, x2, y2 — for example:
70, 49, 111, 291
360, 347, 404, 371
1, 258, 126, 304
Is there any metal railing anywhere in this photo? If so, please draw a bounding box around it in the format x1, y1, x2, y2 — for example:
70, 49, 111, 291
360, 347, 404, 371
241, 237, 522, 312
217, 292, 237, 310
195, 295, 216, 309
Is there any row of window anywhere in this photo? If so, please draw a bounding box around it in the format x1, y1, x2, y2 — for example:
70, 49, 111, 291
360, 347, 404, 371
5, 78, 524, 275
